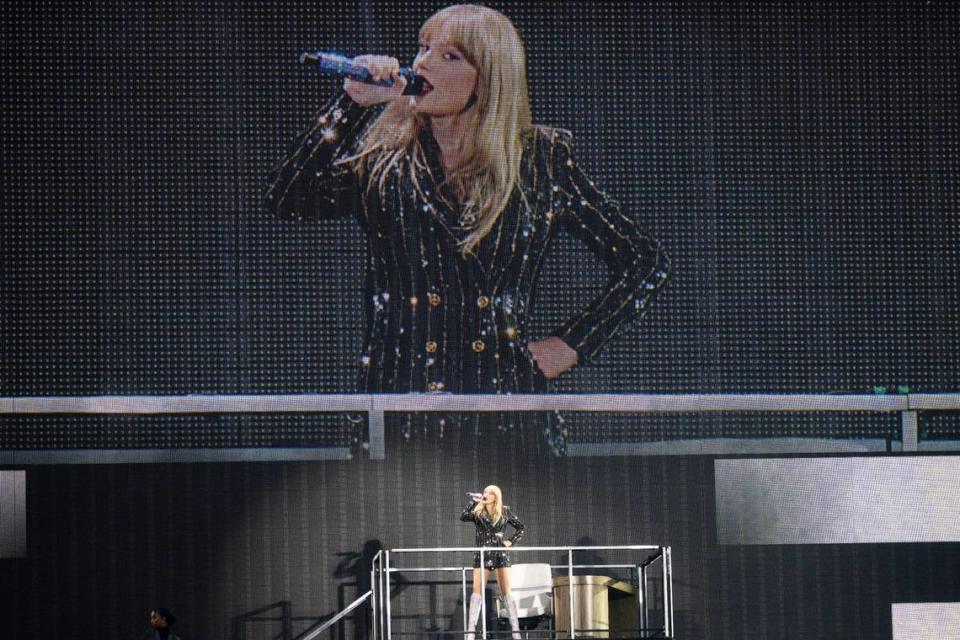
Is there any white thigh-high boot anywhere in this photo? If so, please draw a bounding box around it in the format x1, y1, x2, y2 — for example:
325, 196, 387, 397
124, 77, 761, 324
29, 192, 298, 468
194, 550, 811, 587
466, 592, 483, 640
504, 591, 521, 639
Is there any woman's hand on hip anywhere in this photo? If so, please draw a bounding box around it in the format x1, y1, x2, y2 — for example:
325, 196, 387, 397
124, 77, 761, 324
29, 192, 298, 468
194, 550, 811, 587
344, 55, 407, 106
527, 337, 579, 379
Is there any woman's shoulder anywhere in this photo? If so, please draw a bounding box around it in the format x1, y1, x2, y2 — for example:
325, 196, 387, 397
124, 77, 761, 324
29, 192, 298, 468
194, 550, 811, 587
523, 125, 577, 168
525, 124, 575, 147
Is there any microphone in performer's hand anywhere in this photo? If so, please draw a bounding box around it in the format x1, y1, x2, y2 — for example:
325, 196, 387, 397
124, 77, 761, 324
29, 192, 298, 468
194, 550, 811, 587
299, 51, 425, 96
467, 492, 484, 501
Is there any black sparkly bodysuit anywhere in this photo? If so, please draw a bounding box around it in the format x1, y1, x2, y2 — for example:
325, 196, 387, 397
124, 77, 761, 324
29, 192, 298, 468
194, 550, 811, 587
461, 501, 525, 569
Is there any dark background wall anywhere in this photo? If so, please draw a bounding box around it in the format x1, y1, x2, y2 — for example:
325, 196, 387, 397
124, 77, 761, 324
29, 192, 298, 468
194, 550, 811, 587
4, 429, 960, 640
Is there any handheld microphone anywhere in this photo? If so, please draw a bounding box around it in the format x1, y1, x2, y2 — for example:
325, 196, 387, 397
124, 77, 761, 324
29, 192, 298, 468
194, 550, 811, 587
299, 51, 425, 96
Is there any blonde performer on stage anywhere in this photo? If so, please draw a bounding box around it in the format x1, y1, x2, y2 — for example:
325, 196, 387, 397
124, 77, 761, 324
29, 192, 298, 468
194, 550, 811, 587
461, 485, 525, 639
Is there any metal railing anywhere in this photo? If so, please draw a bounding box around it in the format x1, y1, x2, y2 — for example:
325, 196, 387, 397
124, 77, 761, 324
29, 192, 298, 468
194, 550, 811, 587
232, 600, 293, 640
372, 545, 673, 640
3, 393, 959, 462
301, 591, 372, 640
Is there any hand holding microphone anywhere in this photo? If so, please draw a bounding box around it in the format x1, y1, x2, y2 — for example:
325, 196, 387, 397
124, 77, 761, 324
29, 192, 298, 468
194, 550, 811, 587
299, 51, 425, 107
342, 54, 407, 106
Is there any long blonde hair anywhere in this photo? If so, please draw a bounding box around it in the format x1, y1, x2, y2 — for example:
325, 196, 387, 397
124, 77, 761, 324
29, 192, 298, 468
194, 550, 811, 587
343, 4, 532, 255
473, 484, 504, 523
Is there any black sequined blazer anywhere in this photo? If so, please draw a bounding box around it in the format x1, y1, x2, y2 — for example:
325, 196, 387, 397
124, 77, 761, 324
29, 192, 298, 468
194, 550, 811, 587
460, 501, 524, 569
264, 92, 671, 394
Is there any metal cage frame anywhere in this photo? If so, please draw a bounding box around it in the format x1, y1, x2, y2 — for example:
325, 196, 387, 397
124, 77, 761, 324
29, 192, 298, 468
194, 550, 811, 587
371, 544, 674, 639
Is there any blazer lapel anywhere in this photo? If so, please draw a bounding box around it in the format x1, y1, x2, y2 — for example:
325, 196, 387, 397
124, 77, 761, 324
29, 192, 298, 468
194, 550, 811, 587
414, 129, 486, 272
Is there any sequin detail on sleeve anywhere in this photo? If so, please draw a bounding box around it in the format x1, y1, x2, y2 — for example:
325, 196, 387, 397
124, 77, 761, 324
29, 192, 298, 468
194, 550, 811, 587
548, 129, 672, 363
263, 92, 380, 222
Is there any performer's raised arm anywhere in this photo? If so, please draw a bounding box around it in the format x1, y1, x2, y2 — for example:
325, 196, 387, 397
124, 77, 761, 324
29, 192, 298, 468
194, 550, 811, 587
461, 499, 479, 522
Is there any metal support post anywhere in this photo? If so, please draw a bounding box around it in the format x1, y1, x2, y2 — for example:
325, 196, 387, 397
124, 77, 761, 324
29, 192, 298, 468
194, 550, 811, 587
666, 547, 674, 637
661, 547, 669, 638
568, 549, 576, 639
385, 551, 393, 640
902, 410, 918, 451
462, 568, 468, 635
379, 552, 386, 640
638, 564, 647, 639
370, 565, 377, 640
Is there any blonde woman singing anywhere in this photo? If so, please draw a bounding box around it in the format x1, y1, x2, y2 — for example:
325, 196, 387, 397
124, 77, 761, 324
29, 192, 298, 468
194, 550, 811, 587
461, 485, 525, 639
264, 4, 671, 453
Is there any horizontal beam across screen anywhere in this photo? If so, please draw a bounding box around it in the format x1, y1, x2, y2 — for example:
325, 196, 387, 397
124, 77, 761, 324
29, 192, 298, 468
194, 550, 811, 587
5, 392, 960, 461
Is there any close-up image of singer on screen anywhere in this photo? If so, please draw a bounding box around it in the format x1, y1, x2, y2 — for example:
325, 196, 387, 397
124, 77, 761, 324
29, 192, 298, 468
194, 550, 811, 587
262, 4, 672, 450
5, 1, 960, 639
